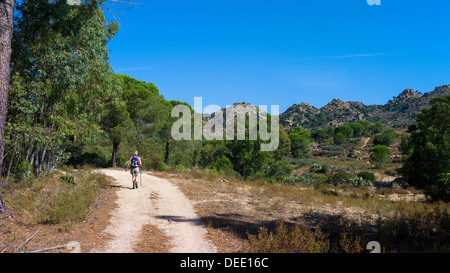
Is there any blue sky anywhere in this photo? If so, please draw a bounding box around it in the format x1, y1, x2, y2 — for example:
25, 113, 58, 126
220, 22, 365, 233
107, 0, 450, 113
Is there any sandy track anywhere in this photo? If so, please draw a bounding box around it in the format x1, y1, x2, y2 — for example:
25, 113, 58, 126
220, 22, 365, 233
91, 169, 217, 253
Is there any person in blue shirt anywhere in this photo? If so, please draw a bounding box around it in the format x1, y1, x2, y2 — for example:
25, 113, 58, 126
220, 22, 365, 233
125, 151, 142, 189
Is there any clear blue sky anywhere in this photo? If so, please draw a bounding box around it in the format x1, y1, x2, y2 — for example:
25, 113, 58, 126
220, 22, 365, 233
107, 0, 450, 113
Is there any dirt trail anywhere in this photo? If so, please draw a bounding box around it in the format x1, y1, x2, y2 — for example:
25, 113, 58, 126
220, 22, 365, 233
360, 137, 371, 148
91, 169, 217, 253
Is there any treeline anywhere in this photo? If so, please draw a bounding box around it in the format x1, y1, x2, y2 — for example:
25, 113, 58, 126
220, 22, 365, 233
311, 121, 384, 144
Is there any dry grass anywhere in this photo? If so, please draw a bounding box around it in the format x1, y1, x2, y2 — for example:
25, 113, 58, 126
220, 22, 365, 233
0, 168, 117, 253
152, 168, 449, 253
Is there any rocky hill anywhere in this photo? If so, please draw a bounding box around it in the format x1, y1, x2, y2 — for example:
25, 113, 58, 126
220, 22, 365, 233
279, 84, 450, 131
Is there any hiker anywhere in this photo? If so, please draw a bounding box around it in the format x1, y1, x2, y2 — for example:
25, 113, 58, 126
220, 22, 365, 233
125, 151, 142, 189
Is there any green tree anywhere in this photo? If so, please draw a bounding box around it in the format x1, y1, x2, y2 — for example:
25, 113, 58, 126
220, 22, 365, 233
312, 127, 334, 142
349, 122, 364, 137
274, 125, 291, 160
400, 95, 450, 201
374, 129, 398, 146
370, 145, 391, 168
5, 0, 119, 177
100, 79, 132, 167
333, 132, 346, 145
371, 122, 384, 134
335, 125, 353, 138
158, 100, 192, 165
98, 74, 172, 167
288, 126, 310, 158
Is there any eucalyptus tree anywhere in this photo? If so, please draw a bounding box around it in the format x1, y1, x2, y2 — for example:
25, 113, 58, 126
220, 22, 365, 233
5, 0, 119, 178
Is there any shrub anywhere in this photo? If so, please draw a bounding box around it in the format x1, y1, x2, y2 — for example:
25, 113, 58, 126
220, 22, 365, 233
267, 160, 294, 181
310, 163, 332, 174
60, 174, 76, 185
175, 164, 186, 171
376, 203, 449, 252
327, 171, 354, 186
314, 144, 344, 157
244, 219, 329, 253
213, 155, 235, 175
357, 171, 376, 183
14, 160, 30, 182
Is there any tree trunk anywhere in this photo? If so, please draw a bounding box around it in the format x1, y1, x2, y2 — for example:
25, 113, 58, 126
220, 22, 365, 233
0, 0, 15, 213
111, 140, 120, 167
164, 140, 170, 164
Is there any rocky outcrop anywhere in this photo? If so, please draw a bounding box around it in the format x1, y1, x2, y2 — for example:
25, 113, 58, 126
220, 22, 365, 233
279, 85, 450, 131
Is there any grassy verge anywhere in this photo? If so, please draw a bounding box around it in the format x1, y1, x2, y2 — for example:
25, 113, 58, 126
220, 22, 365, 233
5, 167, 111, 231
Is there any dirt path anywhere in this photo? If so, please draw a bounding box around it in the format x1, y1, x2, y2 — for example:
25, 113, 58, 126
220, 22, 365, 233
91, 169, 217, 253
360, 137, 371, 148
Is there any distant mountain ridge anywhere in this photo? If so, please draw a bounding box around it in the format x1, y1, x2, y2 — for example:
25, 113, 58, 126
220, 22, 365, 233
279, 84, 450, 131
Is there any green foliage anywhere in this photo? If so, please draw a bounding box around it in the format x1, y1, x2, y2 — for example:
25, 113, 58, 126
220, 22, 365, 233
6, 0, 118, 177
267, 160, 294, 181
327, 171, 354, 186
371, 122, 384, 134
370, 145, 391, 168
357, 172, 376, 183
310, 163, 332, 174
213, 156, 235, 175
313, 144, 344, 157
288, 126, 311, 158
400, 95, 450, 202
13, 160, 30, 182
399, 132, 413, 155
274, 125, 291, 160
311, 127, 334, 142
349, 123, 364, 137
333, 132, 346, 145
374, 129, 398, 146
60, 174, 76, 185
335, 125, 353, 138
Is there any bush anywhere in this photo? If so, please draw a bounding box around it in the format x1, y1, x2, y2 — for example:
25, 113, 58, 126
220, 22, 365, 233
327, 171, 354, 186
213, 155, 235, 175
310, 163, 332, 174
14, 160, 30, 182
314, 144, 344, 157
60, 174, 76, 185
267, 160, 294, 181
175, 164, 186, 171
244, 219, 329, 253
376, 203, 449, 252
357, 171, 376, 183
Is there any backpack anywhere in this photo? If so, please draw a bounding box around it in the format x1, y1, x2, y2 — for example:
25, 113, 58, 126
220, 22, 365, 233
131, 156, 140, 167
